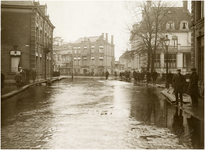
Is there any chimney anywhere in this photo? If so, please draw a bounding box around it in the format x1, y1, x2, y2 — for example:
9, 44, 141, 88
102, 33, 104, 39
111, 35, 113, 44
183, 0, 188, 11
106, 33, 108, 42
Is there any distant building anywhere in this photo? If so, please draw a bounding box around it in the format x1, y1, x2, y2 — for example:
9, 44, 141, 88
114, 61, 125, 74
53, 41, 72, 75
70, 33, 115, 75
129, 1, 192, 74
1, 1, 55, 82
191, 1, 204, 97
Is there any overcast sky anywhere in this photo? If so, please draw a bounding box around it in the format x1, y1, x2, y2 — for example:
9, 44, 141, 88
39, 0, 190, 60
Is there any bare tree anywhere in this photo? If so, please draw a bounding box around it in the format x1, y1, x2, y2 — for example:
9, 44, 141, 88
129, 1, 176, 73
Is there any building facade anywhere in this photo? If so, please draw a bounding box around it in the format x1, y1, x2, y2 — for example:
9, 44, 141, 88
1, 1, 55, 82
70, 33, 115, 75
191, 1, 204, 97
129, 1, 192, 74
53, 40, 73, 75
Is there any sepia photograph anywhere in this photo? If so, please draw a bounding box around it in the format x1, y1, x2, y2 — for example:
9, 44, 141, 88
1, 0, 204, 149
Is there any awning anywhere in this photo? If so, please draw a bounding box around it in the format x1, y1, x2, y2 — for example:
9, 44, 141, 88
84, 47, 87, 49
91, 46, 95, 48
74, 58, 76, 60
99, 57, 103, 60
78, 47, 81, 49
78, 57, 81, 59
91, 57, 95, 60
99, 46, 103, 48
74, 47, 77, 49
84, 57, 87, 60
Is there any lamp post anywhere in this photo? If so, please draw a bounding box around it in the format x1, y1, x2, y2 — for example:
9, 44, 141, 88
164, 35, 170, 88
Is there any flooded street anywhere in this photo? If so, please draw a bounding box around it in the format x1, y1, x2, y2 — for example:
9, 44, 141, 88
1, 78, 204, 149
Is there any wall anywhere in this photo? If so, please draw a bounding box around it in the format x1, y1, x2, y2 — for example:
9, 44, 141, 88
1, 8, 31, 81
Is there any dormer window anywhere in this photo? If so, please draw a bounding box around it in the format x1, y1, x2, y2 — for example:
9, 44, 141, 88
180, 21, 189, 30
166, 21, 175, 30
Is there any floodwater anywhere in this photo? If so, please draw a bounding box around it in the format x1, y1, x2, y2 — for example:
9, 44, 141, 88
1, 78, 204, 149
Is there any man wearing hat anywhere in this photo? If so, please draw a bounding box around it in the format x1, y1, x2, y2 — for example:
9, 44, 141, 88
172, 69, 185, 107
187, 68, 199, 107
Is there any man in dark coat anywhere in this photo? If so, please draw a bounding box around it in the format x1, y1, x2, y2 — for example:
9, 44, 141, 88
172, 69, 185, 107
152, 69, 158, 85
133, 70, 136, 82
105, 70, 109, 80
146, 71, 151, 84
167, 71, 173, 88
187, 68, 199, 107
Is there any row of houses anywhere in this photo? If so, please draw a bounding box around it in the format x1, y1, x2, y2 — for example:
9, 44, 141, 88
53, 33, 115, 76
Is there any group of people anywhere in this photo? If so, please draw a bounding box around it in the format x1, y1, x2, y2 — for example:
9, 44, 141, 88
172, 68, 199, 107
15, 67, 37, 89
119, 69, 158, 85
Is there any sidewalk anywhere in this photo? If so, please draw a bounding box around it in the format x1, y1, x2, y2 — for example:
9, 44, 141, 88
161, 88, 204, 122
121, 78, 204, 122
1, 77, 63, 100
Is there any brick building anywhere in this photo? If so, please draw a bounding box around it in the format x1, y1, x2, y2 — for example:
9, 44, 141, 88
70, 33, 115, 75
1, 1, 55, 83
191, 1, 204, 97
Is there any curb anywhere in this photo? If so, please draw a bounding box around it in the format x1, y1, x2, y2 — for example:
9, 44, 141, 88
1, 77, 61, 100
161, 89, 204, 122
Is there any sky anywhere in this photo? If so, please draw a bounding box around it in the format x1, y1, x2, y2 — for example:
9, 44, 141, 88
39, 0, 191, 60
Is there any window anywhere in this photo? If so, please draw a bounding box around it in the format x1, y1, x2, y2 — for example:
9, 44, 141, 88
166, 21, 174, 30
91, 46, 95, 53
180, 21, 189, 30
154, 54, 160, 68
74, 49, 77, 54
164, 54, 176, 68
11, 57, 20, 72
99, 46, 103, 53
83, 57, 87, 66
74, 59, 77, 66
91, 56, 95, 65
99, 57, 103, 66
84, 46, 87, 53
78, 47, 81, 53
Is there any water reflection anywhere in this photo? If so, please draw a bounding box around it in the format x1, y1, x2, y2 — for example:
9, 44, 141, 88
172, 108, 185, 142
130, 85, 204, 149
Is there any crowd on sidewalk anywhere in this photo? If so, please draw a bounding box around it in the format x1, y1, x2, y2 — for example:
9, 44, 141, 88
117, 68, 201, 108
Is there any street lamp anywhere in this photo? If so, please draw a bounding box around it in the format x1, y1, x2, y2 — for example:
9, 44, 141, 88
164, 35, 170, 88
